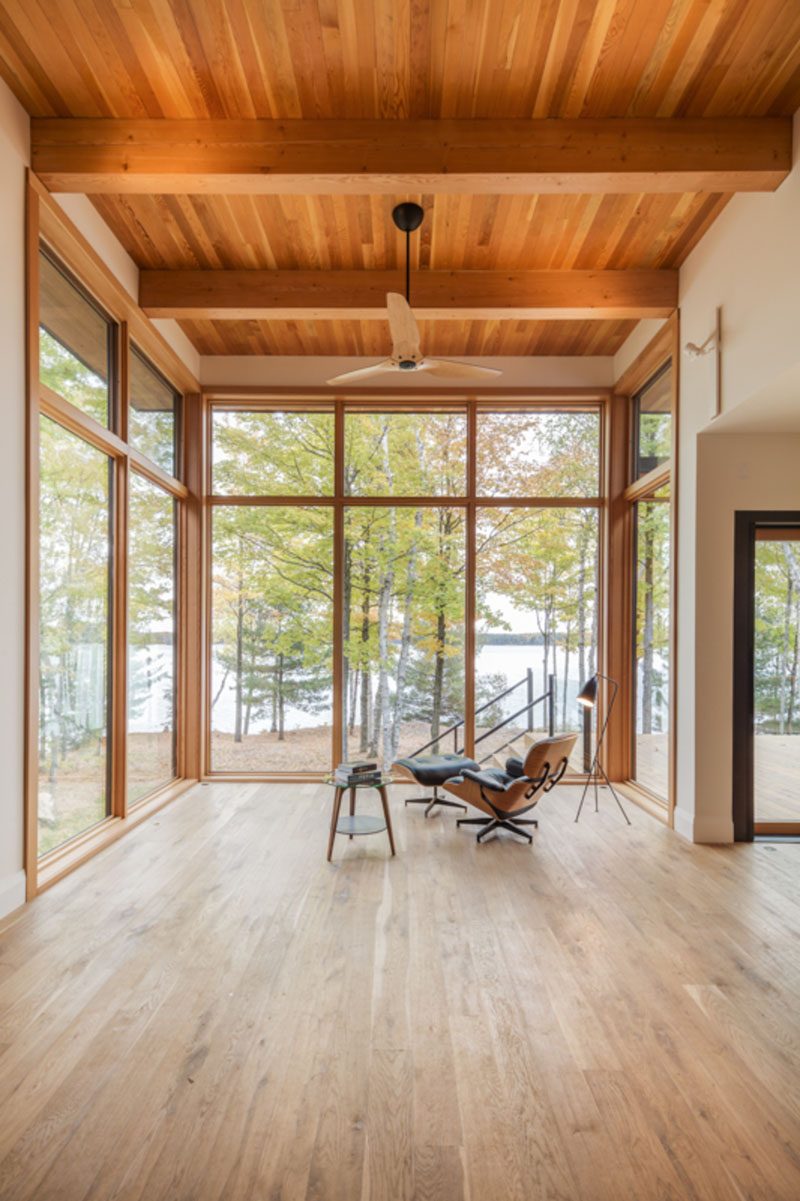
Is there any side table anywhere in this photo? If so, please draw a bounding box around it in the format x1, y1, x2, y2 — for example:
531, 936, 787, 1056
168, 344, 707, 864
325, 775, 396, 861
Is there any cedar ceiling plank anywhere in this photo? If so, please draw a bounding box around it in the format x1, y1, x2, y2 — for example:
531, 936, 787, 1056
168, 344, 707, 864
177, 315, 636, 357
4, 0, 800, 121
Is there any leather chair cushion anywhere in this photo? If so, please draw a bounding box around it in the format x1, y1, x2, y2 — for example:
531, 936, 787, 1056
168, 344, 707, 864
393, 753, 478, 786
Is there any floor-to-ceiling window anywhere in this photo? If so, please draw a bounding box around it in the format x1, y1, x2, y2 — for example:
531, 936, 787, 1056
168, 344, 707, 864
206, 397, 603, 776
33, 238, 188, 878
627, 363, 674, 803
210, 407, 335, 772
474, 410, 600, 772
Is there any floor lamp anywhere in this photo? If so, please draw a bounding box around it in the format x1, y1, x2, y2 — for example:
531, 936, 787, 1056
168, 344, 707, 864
574, 673, 631, 825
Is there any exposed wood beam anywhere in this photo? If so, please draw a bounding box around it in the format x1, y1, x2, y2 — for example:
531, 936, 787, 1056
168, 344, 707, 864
32, 118, 791, 195
140, 268, 678, 320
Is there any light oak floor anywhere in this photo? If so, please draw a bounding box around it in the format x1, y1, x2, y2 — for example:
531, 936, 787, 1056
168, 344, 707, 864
1, 782, 799, 1201
636, 734, 800, 822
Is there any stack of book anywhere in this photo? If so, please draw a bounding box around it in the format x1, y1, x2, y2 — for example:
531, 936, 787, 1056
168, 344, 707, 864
334, 760, 382, 787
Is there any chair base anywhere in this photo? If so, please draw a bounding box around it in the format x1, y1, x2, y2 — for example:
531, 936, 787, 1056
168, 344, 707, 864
456, 815, 538, 844
404, 785, 467, 818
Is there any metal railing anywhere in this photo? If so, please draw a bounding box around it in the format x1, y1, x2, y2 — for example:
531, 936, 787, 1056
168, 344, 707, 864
408, 669, 555, 759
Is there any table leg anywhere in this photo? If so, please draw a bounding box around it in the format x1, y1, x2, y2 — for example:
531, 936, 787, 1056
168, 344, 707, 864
327, 786, 344, 862
349, 786, 356, 839
378, 786, 396, 857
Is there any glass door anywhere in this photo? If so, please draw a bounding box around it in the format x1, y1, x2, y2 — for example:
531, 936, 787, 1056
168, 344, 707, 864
753, 527, 800, 832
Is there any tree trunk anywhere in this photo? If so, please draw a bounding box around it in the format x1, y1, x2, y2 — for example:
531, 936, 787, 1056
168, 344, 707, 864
778, 571, 793, 735
277, 653, 285, 740
348, 667, 359, 735
211, 668, 229, 710
375, 429, 395, 766
788, 598, 799, 734
562, 622, 571, 727
642, 523, 655, 734
391, 509, 422, 761
342, 538, 352, 761
234, 564, 244, 744
431, 608, 446, 748
359, 585, 371, 754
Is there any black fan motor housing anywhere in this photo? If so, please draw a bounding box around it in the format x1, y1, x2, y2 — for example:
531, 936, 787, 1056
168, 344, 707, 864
392, 202, 424, 233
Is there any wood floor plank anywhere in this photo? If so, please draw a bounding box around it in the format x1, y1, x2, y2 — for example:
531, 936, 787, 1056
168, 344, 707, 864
0, 781, 798, 1201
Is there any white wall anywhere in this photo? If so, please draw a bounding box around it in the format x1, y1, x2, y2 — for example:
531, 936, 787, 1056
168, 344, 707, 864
675, 110, 800, 842
0, 79, 28, 916
679, 433, 800, 844
200, 354, 615, 389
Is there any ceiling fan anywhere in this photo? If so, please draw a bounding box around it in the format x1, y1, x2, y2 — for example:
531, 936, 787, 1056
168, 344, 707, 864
326, 202, 502, 386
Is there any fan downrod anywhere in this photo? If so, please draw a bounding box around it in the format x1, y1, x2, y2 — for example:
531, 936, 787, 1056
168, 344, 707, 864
391, 202, 424, 233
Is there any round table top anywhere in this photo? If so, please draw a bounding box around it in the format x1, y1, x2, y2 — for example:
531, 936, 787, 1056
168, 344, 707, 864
335, 814, 387, 836
325, 774, 394, 789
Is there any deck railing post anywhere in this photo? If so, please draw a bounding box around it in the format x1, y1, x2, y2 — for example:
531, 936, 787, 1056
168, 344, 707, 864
526, 668, 533, 732
548, 673, 555, 736
583, 705, 592, 773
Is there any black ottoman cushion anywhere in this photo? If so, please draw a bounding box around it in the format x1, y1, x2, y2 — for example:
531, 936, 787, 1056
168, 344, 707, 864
393, 753, 479, 787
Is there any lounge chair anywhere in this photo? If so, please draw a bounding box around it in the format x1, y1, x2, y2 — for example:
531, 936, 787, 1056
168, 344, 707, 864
442, 733, 577, 844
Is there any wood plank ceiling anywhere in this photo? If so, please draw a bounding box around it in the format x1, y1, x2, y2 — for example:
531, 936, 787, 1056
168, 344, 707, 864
2, 0, 800, 358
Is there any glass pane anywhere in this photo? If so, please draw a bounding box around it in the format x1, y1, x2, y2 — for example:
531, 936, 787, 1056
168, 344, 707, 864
754, 532, 800, 823
212, 410, 334, 495
211, 506, 333, 771
345, 411, 467, 496
476, 410, 600, 497
128, 474, 177, 803
39, 250, 112, 427
633, 496, 671, 798
475, 507, 599, 772
634, 364, 672, 479
38, 417, 112, 855
129, 347, 180, 475
344, 507, 466, 766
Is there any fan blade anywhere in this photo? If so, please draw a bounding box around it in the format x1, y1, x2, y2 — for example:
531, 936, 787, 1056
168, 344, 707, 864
418, 359, 503, 380
326, 359, 399, 385
386, 292, 421, 358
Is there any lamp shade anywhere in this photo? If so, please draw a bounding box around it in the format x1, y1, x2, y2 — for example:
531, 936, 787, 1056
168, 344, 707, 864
576, 675, 598, 708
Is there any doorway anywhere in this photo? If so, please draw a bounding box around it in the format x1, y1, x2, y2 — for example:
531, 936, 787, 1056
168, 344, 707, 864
733, 512, 800, 838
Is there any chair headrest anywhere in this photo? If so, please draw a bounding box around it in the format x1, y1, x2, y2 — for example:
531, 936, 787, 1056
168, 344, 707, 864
522, 733, 578, 780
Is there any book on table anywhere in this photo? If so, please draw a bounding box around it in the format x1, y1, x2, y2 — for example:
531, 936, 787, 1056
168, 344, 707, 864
334, 762, 382, 786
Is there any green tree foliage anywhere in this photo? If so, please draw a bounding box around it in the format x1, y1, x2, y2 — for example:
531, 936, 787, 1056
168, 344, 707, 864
39, 328, 109, 427
212, 506, 334, 747
127, 474, 177, 803
38, 414, 111, 853
210, 408, 602, 768
634, 495, 671, 736
755, 541, 800, 734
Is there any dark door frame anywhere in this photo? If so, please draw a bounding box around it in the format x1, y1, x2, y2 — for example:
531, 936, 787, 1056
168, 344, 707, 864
732, 510, 800, 841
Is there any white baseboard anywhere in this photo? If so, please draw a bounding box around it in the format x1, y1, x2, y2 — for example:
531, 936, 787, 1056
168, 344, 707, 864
0, 869, 26, 919
673, 807, 734, 844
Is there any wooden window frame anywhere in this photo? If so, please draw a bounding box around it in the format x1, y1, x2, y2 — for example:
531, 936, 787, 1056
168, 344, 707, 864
203, 390, 610, 782
607, 316, 679, 824
25, 175, 201, 898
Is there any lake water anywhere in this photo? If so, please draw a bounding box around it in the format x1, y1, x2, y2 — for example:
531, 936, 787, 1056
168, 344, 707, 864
208, 643, 603, 733
119, 641, 667, 736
